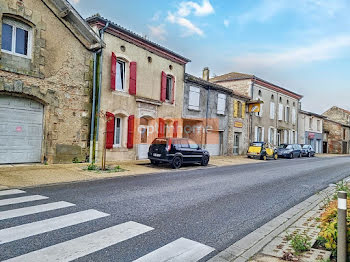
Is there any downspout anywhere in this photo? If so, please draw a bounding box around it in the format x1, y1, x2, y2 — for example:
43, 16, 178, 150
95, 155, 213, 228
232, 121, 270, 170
94, 22, 110, 161
89, 51, 99, 163
205, 87, 210, 148
250, 79, 255, 142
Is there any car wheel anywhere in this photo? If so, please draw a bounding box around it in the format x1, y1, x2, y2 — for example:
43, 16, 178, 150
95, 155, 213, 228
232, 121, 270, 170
298, 153, 302, 158
261, 155, 267, 161
171, 156, 182, 169
150, 160, 159, 165
274, 154, 278, 160
201, 155, 209, 166
290, 153, 294, 159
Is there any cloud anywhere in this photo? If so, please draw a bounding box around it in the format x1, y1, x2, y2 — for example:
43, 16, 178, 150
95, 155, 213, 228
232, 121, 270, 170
151, 11, 161, 22
167, 12, 204, 36
70, 0, 80, 4
148, 24, 167, 41
224, 19, 230, 28
232, 35, 350, 68
178, 0, 214, 17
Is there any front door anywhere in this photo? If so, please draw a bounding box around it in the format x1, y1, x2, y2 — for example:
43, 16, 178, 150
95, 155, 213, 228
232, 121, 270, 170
233, 133, 240, 155
323, 142, 328, 153
137, 117, 150, 160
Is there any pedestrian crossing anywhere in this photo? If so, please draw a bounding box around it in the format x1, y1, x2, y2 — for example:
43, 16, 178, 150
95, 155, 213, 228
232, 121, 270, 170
0, 188, 215, 261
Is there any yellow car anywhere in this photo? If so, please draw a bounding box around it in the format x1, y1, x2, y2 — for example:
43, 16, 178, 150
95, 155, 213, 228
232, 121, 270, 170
247, 142, 278, 160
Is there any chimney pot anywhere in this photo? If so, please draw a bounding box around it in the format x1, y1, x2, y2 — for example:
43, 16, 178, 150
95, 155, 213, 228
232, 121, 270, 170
203, 67, 209, 81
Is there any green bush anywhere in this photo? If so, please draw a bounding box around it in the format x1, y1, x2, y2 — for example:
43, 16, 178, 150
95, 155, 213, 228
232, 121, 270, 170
87, 163, 97, 170
291, 234, 311, 255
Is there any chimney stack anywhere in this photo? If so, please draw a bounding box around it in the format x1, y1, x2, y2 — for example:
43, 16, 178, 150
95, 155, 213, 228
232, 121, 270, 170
203, 67, 210, 81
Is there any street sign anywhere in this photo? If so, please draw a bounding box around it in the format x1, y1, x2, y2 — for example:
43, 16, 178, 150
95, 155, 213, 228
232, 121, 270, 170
248, 103, 261, 113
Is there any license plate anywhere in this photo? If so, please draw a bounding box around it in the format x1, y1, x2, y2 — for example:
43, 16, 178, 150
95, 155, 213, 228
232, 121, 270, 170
153, 153, 161, 157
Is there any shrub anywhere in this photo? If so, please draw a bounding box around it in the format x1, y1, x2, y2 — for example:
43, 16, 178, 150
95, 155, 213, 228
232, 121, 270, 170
87, 163, 97, 170
290, 234, 311, 255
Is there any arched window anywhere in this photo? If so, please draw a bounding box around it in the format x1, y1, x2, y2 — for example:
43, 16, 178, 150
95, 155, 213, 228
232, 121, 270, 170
258, 90, 262, 97
271, 94, 274, 100
1, 17, 32, 58
237, 101, 243, 118
279, 97, 282, 103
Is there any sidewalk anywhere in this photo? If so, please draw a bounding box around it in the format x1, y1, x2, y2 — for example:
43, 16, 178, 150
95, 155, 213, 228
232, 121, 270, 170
0, 155, 259, 188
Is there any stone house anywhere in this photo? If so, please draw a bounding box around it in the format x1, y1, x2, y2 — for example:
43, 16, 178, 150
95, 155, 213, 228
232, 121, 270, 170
87, 16, 190, 161
0, 0, 103, 164
298, 110, 325, 153
210, 73, 303, 146
322, 106, 350, 154
183, 69, 250, 156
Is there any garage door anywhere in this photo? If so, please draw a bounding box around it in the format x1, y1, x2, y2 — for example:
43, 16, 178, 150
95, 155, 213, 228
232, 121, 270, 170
0, 96, 44, 164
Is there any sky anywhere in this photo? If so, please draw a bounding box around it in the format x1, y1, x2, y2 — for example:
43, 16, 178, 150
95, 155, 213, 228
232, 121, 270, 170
70, 0, 350, 114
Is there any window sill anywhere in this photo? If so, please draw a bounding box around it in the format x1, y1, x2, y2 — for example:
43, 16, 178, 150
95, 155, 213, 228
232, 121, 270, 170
1, 49, 31, 60
188, 107, 200, 112
216, 113, 226, 116
112, 90, 129, 97
108, 147, 129, 152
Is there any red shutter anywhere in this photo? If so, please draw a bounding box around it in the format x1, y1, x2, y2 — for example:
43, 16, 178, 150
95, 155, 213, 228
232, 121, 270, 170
173, 121, 178, 138
171, 76, 175, 104
129, 62, 137, 95
160, 71, 167, 102
127, 115, 135, 149
106, 112, 115, 149
158, 118, 165, 137
111, 52, 117, 90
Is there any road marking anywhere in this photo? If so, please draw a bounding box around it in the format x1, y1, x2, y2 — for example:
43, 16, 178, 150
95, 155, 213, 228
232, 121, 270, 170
0, 190, 26, 197
0, 209, 109, 244
134, 237, 215, 262
0, 195, 48, 207
5, 221, 154, 262
0, 201, 75, 221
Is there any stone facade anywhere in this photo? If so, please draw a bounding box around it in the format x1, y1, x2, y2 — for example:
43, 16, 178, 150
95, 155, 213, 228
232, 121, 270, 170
87, 16, 189, 161
322, 107, 350, 154
183, 73, 249, 156
0, 0, 102, 163
211, 74, 303, 146
298, 110, 324, 153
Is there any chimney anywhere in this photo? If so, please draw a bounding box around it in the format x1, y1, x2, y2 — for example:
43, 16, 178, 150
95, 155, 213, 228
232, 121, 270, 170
202, 67, 210, 81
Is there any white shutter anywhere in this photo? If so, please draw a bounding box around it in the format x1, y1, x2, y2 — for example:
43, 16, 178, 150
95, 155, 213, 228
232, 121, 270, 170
217, 94, 226, 115
268, 128, 271, 143
254, 126, 258, 141
295, 131, 298, 144
270, 102, 275, 120
188, 86, 200, 110
284, 107, 287, 123
260, 104, 264, 118
274, 128, 277, 146
278, 104, 283, 120
292, 108, 296, 124
289, 130, 292, 143
261, 127, 265, 142
284, 130, 287, 143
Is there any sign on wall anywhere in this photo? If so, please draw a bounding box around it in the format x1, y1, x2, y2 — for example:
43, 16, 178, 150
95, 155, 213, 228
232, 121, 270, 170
248, 103, 261, 113
234, 121, 243, 128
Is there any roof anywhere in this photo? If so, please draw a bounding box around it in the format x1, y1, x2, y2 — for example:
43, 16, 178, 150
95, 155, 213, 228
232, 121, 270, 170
210, 72, 303, 100
327, 106, 350, 115
323, 117, 350, 128
185, 73, 250, 101
44, 0, 104, 50
86, 15, 191, 65
299, 110, 326, 119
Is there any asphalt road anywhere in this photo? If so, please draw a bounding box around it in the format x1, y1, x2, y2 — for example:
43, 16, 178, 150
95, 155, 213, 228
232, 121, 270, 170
1, 156, 350, 261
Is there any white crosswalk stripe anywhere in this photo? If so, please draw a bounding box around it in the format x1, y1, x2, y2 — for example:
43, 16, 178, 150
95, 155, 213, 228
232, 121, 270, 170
0, 209, 109, 244
134, 238, 215, 262
4, 221, 154, 262
0, 195, 48, 207
0, 190, 26, 197
0, 201, 75, 221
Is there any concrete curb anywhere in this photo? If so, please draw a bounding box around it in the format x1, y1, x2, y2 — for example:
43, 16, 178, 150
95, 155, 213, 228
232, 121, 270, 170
208, 184, 337, 262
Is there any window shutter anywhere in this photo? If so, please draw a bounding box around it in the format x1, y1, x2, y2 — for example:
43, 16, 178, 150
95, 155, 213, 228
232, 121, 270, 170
261, 127, 265, 142
260, 104, 264, 117
129, 62, 137, 95
242, 102, 246, 119
274, 128, 277, 145
254, 126, 258, 141
189, 86, 200, 110
106, 112, 115, 149
158, 118, 165, 137
278, 104, 283, 121
160, 71, 167, 102
233, 100, 238, 118
295, 131, 298, 144
127, 115, 135, 149
292, 108, 296, 124
284, 130, 288, 143
171, 76, 175, 104
111, 52, 117, 91
268, 128, 271, 143
270, 103, 275, 120
173, 121, 178, 138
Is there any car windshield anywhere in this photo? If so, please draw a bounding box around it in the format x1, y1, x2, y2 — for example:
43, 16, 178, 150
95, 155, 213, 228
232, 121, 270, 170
279, 144, 292, 149
152, 138, 167, 145
302, 145, 309, 149
251, 142, 263, 147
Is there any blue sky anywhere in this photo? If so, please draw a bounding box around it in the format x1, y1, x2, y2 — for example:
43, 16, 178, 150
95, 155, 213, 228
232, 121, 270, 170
71, 0, 350, 114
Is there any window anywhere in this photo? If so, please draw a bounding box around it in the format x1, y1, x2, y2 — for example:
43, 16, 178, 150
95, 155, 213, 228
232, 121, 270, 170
270, 102, 275, 120
343, 128, 346, 140
317, 120, 321, 131
114, 117, 122, 146
188, 86, 200, 110
238, 101, 243, 118
217, 93, 226, 115
278, 104, 283, 121
140, 117, 148, 144
116, 60, 125, 91
258, 90, 262, 96
256, 103, 263, 117
292, 108, 296, 124
285, 106, 290, 123
181, 139, 190, 148
166, 76, 173, 101
269, 127, 275, 144
309, 117, 313, 129
1, 18, 32, 58
257, 127, 263, 141
271, 94, 274, 100
279, 97, 282, 103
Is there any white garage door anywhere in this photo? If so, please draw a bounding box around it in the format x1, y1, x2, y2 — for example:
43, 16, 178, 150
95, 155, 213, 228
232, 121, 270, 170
0, 96, 44, 164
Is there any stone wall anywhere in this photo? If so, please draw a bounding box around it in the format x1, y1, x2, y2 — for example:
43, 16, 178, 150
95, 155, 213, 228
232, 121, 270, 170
0, 0, 94, 163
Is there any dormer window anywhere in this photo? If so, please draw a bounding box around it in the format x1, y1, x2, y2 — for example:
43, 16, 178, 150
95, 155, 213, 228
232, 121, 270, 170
1, 18, 32, 58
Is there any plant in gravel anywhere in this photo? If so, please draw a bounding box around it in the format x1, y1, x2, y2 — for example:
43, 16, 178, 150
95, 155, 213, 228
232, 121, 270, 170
334, 181, 350, 197
87, 163, 97, 171
290, 234, 311, 255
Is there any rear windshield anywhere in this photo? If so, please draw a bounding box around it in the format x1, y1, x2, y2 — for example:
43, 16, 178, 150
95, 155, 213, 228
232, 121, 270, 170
302, 145, 309, 149
250, 142, 263, 147
152, 138, 168, 145
279, 144, 292, 149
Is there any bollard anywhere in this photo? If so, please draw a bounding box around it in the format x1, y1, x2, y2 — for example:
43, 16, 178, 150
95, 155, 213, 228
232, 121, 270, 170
337, 191, 347, 262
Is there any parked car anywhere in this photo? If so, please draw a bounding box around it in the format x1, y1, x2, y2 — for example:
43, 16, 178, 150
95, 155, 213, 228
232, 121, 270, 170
148, 138, 210, 169
247, 142, 278, 160
277, 144, 302, 159
301, 144, 315, 157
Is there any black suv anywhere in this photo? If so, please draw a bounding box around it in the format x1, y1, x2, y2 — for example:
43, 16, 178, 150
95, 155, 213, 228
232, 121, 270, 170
148, 138, 210, 169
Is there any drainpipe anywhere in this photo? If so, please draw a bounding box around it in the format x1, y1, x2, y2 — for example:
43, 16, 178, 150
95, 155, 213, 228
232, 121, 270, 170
89, 51, 100, 163
205, 87, 210, 148
250, 80, 255, 143
94, 22, 110, 162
